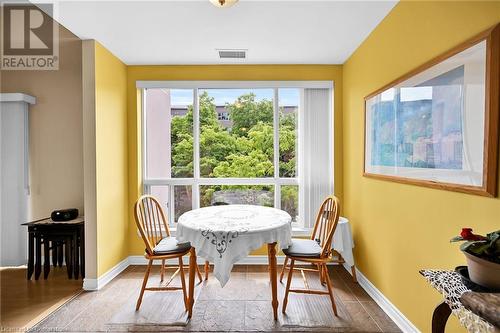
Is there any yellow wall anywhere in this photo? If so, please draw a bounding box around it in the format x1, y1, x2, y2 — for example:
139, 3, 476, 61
342, 2, 500, 332
94, 42, 129, 275
126, 65, 343, 254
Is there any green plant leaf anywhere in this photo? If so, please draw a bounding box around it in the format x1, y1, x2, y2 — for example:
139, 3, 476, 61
460, 241, 474, 252
486, 230, 500, 239
450, 236, 464, 242
487, 232, 499, 245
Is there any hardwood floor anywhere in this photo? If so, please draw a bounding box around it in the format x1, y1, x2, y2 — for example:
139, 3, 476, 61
0, 266, 82, 331
31, 265, 401, 332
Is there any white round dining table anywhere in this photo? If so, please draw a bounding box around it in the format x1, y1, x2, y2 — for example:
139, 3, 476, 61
177, 204, 292, 320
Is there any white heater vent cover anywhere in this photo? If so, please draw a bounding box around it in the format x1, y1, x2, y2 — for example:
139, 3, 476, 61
218, 49, 247, 59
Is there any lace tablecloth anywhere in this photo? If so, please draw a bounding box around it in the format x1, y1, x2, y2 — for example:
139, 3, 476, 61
177, 205, 292, 286
420, 269, 495, 332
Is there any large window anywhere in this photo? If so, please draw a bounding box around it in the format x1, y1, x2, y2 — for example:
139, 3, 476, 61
141, 82, 333, 229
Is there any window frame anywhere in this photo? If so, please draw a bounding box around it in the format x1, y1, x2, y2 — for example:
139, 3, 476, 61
139, 81, 333, 228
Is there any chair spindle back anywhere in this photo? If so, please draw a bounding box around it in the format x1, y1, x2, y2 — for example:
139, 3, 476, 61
134, 195, 170, 255
310, 195, 340, 258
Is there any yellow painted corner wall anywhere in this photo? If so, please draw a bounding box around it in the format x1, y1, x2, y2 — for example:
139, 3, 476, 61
342, 2, 500, 332
127, 65, 343, 255
94, 42, 129, 275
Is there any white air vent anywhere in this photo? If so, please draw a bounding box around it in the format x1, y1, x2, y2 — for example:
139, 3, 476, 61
218, 49, 247, 59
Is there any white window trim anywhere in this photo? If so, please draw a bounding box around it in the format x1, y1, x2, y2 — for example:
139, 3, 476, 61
141, 80, 334, 231
137, 80, 333, 89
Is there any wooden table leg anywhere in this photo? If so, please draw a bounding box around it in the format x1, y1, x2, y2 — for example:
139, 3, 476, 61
65, 237, 73, 279
267, 242, 278, 320
73, 231, 79, 279
351, 265, 358, 283
52, 240, 58, 267
27, 231, 34, 280
58, 243, 64, 267
35, 235, 42, 280
43, 240, 50, 279
432, 301, 451, 333
188, 248, 197, 318
80, 225, 85, 278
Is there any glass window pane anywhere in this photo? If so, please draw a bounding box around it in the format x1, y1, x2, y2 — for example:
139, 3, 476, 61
279, 88, 299, 177
145, 88, 193, 179
281, 185, 298, 223
198, 88, 274, 178
148, 185, 169, 219
170, 89, 194, 178
145, 89, 170, 179
173, 185, 192, 223
200, 185, 274, 207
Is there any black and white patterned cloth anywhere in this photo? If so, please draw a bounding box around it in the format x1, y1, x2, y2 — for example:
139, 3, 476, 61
420, 269, 495, 332
177, 205, 292, 287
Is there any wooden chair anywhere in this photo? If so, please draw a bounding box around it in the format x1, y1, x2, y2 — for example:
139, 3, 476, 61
134, 195, 204, 311
280, 195, 340, 316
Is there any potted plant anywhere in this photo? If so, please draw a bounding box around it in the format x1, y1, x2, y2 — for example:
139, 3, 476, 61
451, 228, 500, 289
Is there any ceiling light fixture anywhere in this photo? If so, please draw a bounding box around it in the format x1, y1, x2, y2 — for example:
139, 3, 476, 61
209, 0, 238, 8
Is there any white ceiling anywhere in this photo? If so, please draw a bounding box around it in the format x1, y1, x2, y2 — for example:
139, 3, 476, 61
39, 0, 397, 65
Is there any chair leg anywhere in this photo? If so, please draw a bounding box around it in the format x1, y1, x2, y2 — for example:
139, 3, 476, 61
196, 263, 203, 283
136, 259, 153, 311
160, 259, 165, 282
280, 257, 289, 283
318, 263, 326, 285
322, 264, 338, 316
204, 261, 209, 280
178, 257, 188, 311
282, 259, 295, 313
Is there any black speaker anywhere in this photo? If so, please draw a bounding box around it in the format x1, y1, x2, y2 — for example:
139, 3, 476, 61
51, 208, 79, 221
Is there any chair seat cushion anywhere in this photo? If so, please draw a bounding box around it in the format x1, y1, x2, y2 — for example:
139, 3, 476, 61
283, 238, 322, 258
152, 237, 191, 255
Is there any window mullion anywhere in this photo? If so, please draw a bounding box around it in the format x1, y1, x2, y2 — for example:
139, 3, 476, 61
141, 89, 147, 183
168, 185, 174, 224
273, 88, 280, 209
299, 88, 305, 227
193, 89, 200, 209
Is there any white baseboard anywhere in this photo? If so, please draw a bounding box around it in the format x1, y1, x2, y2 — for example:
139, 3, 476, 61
83, 257, 129, 291
128, 255, 347, 266
82, 277, 98, 290
128, 255, 286, 265
127, 255, 149, 265
239, 255, 286, 265
85, 255, 285, 290
354, 268, 420, 333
